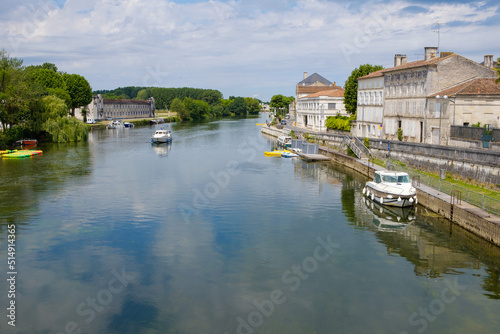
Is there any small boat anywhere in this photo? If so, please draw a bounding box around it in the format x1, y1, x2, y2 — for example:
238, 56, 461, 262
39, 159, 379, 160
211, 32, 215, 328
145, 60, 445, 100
281, 151, 299, 158
256, 123, 266, 126
277, 136, 292, 148
151, 128, 172, 143
107, 120, 124, 129
150, 118, 165, 124
124, 122, 134, 128
16, 139, 38, 146
363, 171, 417, 207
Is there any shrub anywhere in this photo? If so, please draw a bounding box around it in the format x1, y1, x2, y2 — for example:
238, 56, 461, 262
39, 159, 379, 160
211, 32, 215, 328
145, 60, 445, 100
397, 128, 403, 141
363, 137, 370, 148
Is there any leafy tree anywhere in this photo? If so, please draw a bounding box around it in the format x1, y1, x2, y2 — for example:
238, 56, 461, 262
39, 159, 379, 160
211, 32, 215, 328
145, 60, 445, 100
229, 97, 247, 115
136, 89, 150, 100
344, 64, 384, 114
170, 97, 188, 120
189, 100, 211, 120
244, 97, 262, 115
0, 50, 41, 131
63, 73, 92, 116
496, 57, 500, 84
29, 68, 66, 90
270, 95, 294, 116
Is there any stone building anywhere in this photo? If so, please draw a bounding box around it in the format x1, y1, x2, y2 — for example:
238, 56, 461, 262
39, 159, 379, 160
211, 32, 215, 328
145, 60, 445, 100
295, 88, 347, 132
355, 47, 497, 144
353, 68, 385, 138
85, 94, 156, 121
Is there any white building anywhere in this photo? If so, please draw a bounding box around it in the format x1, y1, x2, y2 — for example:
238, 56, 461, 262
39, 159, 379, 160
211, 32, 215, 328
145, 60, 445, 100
84, 94, 156, 121
354, 68, 385, 138
296, 89, 347, 132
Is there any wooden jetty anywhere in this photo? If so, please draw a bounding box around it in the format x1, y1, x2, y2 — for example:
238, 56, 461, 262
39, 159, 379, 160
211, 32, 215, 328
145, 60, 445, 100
297, 152, 331, 162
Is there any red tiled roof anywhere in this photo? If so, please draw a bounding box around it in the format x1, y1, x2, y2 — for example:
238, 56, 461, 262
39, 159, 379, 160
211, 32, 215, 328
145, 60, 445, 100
358, 68, 386, 80
429, 78, 500, 97
302, 89, 345, 98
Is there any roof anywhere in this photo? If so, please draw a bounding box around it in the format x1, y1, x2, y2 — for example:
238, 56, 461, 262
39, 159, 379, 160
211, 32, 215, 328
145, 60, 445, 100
302, 89, 345, 98
298, 72, 333, 86
358, 68, 386, 80
296, 85, 342, 95
104, 99, 151, 104
429, 78, 500, 97
382, 54, 453, 73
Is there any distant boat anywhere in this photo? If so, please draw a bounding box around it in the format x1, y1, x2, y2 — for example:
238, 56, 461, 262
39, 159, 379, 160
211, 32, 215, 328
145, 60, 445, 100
107, 120, 124, 129
150, 118, 164, 124
151, 128, 172, 143
363, 171, 417, 207
16, 139, 37, 146
124, 122, 134, 128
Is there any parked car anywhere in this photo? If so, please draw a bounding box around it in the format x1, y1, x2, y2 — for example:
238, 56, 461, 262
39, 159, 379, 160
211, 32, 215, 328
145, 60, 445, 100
86, 119, 96, 124
281, 119, 287, 125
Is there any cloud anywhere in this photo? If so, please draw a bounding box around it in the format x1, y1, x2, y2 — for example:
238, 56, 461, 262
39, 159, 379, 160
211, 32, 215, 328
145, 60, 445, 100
1, 0, 499, 101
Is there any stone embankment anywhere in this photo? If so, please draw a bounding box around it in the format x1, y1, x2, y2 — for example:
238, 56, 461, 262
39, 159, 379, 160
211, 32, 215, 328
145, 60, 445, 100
261, 125, 500, 248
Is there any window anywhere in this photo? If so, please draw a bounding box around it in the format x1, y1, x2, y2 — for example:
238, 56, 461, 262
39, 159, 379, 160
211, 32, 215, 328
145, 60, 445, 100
328, 103, 336, 110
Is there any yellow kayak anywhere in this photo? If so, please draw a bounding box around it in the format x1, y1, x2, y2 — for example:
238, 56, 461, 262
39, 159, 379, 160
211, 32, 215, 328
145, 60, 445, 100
264, 149, 292, 157
256, 123, 266, 126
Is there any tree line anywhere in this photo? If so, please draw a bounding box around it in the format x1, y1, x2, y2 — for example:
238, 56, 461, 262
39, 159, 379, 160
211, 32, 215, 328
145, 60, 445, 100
95, 86, 263, 121
0, 51, 92, 147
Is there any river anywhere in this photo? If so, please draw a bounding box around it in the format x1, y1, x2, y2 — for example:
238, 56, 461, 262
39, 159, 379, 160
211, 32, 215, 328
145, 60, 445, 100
1, 115, 499, 334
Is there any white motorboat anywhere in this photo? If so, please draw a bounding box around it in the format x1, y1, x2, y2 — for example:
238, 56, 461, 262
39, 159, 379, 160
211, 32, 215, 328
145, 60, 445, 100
363, 171, 417, 207
277, 136, 292, 148
107, 120, 124, 129
151, 128, 172, 143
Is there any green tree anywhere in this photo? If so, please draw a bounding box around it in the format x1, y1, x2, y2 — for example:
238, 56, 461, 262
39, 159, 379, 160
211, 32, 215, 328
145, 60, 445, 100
496, 57, 500, 84
136, 89, 150, 100
29, 68, 66, 90
170, 97, 188, 120
244, 97, 262, 115
270, 95, 294, 116
229, 97, 247, 115
344, 64, 384, 114
0, 50, 41, 131
63, 73, 92, 116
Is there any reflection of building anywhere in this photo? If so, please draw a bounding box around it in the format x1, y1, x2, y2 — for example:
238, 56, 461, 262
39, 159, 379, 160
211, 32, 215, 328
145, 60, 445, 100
295, 72, 346, 131
86, 94, 156, 120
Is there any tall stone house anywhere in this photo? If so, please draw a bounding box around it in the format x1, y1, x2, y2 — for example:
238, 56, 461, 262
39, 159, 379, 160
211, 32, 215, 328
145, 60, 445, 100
354, 47, 498, 145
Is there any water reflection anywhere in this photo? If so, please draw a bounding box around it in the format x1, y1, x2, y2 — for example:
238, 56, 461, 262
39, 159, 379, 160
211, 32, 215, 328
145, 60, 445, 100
151, 142, 172, 156
0, 118, 499, 333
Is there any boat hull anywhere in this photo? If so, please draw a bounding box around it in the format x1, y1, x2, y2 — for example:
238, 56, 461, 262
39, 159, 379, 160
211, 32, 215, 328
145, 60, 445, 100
364, 184, 417, 208
152, 137, 172, 143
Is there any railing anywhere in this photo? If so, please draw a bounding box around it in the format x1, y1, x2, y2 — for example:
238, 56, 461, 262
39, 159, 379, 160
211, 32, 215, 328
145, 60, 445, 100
386, 160, 500, 216
353, 137, 372, 158
341, 137, 364, 159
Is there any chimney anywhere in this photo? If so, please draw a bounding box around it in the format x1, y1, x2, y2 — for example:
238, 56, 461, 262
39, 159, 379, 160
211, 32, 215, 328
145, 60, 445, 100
484, 55, 493, 68
333, 82, 336, 86
394, 54, 407, 67
425, 47, 438, 61
303, 72, 308, 79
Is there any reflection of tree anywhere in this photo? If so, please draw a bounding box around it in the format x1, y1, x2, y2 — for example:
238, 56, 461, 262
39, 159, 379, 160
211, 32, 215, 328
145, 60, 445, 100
0, 143, 92, 229
482, 267, 500, 300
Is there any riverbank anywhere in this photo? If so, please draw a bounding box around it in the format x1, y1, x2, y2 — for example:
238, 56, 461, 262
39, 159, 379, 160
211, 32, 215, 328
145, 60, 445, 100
261, 125, 500, 248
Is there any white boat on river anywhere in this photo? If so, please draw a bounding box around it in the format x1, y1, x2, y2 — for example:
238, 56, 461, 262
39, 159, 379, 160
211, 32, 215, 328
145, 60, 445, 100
363, 171, 417, 207
151, 128, 172, 143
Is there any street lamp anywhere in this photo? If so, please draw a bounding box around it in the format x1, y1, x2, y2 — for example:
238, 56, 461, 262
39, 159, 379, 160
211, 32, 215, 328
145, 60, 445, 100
435, 95, 448, 145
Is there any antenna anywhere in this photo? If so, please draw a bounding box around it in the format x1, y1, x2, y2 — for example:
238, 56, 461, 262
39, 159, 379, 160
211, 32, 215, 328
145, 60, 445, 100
433, 22, 440, 54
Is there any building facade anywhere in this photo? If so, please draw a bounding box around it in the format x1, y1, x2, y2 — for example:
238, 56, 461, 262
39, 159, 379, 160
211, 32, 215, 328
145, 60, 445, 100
85, 94, 156, 121
354, 47, 498, 145
354, 69, 385, 138
296, 89, 347, 132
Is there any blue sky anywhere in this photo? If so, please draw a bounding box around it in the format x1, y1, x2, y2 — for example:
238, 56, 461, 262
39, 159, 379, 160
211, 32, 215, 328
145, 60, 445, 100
1, 0, 499, 101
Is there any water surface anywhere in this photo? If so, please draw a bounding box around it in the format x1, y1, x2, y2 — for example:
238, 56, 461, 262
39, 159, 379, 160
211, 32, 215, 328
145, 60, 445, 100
1, 116, 500, 334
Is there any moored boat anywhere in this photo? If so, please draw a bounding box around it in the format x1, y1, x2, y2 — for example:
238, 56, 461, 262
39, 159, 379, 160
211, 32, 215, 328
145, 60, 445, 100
16, 139, 38, 146
264, 150, 286, 157
363, 171, 417, 207
2, 150, 43, 159
277, 136, 292, 148
124, 122, 134, 128
107, 120, 124, 129
151, 128, 172, 143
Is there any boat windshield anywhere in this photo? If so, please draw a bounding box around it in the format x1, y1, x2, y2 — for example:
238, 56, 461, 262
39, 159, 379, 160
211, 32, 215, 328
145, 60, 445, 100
381, 174, 410, 183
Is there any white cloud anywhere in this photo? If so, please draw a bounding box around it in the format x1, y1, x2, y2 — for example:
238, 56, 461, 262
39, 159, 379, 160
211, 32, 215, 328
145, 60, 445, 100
0, 0, 499, 101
